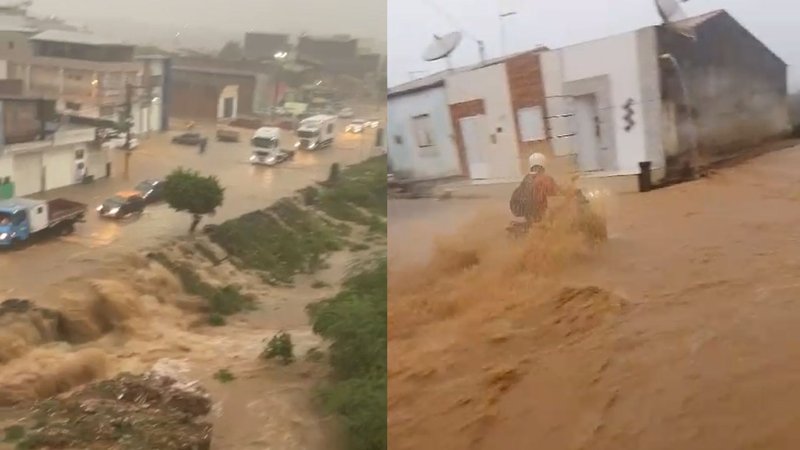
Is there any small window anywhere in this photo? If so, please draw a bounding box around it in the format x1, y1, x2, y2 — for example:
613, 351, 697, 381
12, 211, 25, 225
75, 150, 85, 160
36, 206, 43, 214
517, 106, 547, 142
393, 135, 403, 145
411, 114, 434, 148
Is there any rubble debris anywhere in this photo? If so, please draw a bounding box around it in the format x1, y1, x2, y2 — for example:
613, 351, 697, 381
15, 372, 213, 450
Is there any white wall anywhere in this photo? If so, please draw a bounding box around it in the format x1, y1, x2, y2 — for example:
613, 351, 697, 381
218, 85, 239, 119
387, 85, 461, 180
43, 146, 76, 190
541, 28, 663, 174
446, 63, 521, 180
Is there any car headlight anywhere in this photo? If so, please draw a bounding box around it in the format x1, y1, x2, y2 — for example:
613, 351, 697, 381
294, 142, 300, 148
249, 155, 256, 161
0, 233, 7, 240
109, 207, 120, 215
309, 142, 316, 148
96, 205, 103, 212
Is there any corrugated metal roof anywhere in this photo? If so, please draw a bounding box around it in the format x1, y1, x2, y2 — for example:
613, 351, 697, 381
30, 29, 126, 46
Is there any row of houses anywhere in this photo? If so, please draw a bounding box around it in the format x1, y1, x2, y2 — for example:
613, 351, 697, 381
388, 10, 790, 192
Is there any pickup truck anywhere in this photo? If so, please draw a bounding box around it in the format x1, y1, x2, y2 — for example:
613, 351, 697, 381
0, 197, 87, 248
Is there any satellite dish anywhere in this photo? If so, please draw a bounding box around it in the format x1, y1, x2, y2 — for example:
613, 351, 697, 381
655, 0, 687, 23
422, 32, 462, 62
655, 0, 696, 40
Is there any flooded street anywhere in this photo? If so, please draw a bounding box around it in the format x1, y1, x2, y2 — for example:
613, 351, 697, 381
1, 120, 383, 300
388, 143, 800, 449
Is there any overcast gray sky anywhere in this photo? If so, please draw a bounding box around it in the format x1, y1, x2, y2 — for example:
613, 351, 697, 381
29, 0, 385, 51
388, 0, 799, 89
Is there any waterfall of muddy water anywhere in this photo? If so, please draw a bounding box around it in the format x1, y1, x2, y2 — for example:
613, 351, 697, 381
388, 196, 624, 450
0, 254, 198, 407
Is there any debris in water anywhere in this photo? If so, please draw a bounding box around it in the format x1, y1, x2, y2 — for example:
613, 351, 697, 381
17, 372, 212, 450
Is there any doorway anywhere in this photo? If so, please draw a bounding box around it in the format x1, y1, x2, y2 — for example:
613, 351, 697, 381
223, 97, 235, 118
459, 115, 490, 180
574, 94, 602, 171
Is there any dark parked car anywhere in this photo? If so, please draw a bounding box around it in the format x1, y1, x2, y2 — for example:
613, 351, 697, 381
133, 179, 164, 204
96, 192, 145, 219
171, 132, 206, 146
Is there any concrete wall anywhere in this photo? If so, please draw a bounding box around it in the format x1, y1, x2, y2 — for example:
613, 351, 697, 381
446, 62, 521, 180
541, 29, 662, 174
0, 31, 34, 60
170, 68, 254, 120
2, 100, 39, 144
387, 85, 462, 180
657, 12, 790, 169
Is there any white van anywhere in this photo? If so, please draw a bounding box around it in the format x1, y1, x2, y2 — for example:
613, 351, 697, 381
295, 114, 336, 151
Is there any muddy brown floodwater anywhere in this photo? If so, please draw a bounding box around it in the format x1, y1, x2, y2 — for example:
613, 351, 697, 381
388, 144, 800, 450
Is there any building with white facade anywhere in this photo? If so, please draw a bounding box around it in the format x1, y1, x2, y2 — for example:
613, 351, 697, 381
387, 74, 461, 180
0, 97, 105, 197
388, 10, 789, 192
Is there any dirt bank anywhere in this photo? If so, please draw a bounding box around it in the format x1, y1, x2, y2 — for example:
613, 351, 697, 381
388, 145, 800, 450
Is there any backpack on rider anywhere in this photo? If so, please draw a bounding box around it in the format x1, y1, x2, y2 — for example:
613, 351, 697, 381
509, 173, 537, 218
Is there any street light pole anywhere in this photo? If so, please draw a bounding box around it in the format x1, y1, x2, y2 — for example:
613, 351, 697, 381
660, 53, 699, 176
272, 51, 287, 113
123, 83, 133, 180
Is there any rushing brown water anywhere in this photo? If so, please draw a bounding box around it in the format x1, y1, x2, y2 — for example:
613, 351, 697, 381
0, 235, 360, 449
388, 144, 800, 450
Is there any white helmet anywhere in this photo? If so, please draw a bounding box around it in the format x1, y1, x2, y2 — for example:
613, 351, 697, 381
528, 152, 547, 170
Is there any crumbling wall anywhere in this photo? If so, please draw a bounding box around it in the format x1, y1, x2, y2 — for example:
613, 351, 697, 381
658, 12, 790, 167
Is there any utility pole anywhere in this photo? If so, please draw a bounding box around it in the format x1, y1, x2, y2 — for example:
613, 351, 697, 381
123, 83, 133, 180
499, 11, 517, 56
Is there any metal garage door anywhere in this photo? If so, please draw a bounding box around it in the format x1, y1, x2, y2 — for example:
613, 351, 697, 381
13, 152, 43, 196
44, 147, 75, 191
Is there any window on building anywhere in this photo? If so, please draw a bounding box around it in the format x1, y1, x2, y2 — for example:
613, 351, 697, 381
393, 135, 403, 145
517, 106, 547, 142
411, 114, 434, 148
75, 150, 85, 160
65, 101, 81, 111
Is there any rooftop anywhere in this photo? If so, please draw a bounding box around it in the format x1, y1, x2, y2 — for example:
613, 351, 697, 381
389, 48, 546, 96
671, 9, 724, 29
30, 29, 128, 46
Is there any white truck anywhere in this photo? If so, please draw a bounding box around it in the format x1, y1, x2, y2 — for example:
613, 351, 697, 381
295, 114, 336, 151
250, 127, 295, 166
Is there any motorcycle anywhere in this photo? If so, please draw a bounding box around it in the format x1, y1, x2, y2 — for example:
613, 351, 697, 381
507, 189, 607, 241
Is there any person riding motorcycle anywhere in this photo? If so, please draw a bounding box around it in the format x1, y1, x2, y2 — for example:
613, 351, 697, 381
510, 152, 561, 225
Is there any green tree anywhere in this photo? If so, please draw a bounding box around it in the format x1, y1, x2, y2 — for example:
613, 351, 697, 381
163, 168, 225, 232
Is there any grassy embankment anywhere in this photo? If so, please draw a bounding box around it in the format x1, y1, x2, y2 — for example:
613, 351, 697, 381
211, 156, 387, 449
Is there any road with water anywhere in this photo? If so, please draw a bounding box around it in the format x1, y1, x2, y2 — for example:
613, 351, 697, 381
1, 115, 384, 300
